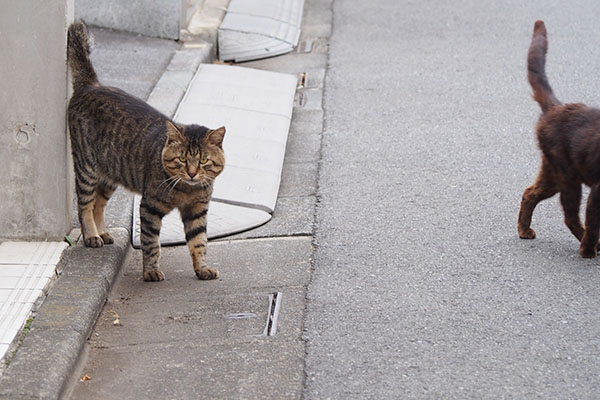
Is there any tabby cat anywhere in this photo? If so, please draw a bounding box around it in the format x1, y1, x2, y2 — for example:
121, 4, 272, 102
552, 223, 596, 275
518, 20, 600, 258
67, 21, 225, 280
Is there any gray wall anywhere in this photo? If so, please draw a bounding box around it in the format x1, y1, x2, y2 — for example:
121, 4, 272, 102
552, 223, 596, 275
75, 0, 201, 40
0, 1, 74, 240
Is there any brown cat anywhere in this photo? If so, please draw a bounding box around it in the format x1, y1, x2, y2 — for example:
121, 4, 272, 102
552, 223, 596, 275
67, 21, 226, 280
518, 20, 600, 258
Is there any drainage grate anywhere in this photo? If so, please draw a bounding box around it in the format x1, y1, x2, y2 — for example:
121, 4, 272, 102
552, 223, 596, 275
259, 292, 282, 337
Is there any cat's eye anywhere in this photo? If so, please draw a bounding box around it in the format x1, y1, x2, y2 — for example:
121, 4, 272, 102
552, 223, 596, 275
200, 158, 208, 164
178, 156, 187, 163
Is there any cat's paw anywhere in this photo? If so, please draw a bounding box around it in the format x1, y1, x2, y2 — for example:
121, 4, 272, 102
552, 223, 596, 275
518, 227, 536, 239
580, 245, 597, 259
144, 269, 165, 282
84, 236, 104, 248
195, 267, 219, 280
100, 232, 114, 244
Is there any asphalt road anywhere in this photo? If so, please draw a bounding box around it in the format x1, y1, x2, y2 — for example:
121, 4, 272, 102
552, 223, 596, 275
304, 1, 600, 398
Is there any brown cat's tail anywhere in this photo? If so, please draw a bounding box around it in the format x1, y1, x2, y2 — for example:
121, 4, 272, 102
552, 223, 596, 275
67, 21, 98, 89
528, 20, 561, 113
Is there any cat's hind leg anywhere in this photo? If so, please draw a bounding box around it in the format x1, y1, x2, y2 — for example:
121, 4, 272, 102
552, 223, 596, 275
559, 179, 585, 241
518, 158, 558, 239
74, 161, 103, 247
93, 180, 117, 244
580, 184, 600, 258
179, 202, 218, 280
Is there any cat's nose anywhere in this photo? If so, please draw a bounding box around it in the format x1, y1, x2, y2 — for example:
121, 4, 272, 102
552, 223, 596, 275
188, 170, 197, 178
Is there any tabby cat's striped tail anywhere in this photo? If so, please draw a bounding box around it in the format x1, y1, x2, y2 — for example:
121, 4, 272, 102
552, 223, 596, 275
528, 20, 561, 113
67, 21, 98, 90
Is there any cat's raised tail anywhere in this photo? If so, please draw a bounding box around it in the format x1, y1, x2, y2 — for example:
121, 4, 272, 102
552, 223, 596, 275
67, 21, 98, 90
528, 20, 562, 113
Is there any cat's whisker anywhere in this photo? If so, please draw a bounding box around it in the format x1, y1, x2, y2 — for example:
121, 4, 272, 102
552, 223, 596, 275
166, 176, 182, 196
156, 175, 180, 194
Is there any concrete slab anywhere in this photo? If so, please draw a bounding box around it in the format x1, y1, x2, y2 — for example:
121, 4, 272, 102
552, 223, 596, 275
285, 121, 323, 164
71, 339, 305, 400
82, 289, 305, 348
118, 237, 313, 294
279, 161, 319, 197
218, 0, 305, 62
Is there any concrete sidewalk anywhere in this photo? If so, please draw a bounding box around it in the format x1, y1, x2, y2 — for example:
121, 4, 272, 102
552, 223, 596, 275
0, 0, 332, 398
67, 0, 330, 397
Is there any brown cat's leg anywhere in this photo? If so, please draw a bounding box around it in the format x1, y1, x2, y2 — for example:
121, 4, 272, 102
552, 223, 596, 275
518, 159, 558, 239
75, 164, 103, 247
139, 198, 168, 281
179, 203, 218, 280
93, 181, 117, 245
580, 185, 600, 258
559, 181, 584, 241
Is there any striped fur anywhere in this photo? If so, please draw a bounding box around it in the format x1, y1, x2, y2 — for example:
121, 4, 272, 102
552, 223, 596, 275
67, 21, 225, 281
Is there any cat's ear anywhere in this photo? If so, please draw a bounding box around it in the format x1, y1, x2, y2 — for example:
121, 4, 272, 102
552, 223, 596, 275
207, 126, 226, 148
165, 121, 186, 144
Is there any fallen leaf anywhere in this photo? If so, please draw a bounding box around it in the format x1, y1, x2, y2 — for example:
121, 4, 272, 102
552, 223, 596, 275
109, 310, 122, 326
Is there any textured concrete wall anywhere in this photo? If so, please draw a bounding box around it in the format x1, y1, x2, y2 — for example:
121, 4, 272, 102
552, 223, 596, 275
75, 0, 196, 40
0, 2, 74, 240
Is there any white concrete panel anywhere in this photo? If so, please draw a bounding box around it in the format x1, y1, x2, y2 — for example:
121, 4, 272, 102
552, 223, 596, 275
176, 64, 297, 212
218, 0, 305, 62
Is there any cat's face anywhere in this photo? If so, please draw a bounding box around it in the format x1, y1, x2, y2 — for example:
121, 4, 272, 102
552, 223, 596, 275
161, 121, 225, 187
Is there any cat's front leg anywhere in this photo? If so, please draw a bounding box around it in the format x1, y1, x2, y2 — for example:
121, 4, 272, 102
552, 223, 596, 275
179, 203, 218, 280
140, 198, 169, 281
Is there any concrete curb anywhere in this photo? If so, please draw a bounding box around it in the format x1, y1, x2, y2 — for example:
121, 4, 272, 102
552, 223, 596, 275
0, 228, 130, 399
0, 10, 221, 398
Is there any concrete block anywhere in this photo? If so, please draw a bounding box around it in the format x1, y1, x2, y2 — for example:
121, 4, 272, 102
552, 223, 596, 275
0, 1, 73, 240
0, 328, 84, 399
